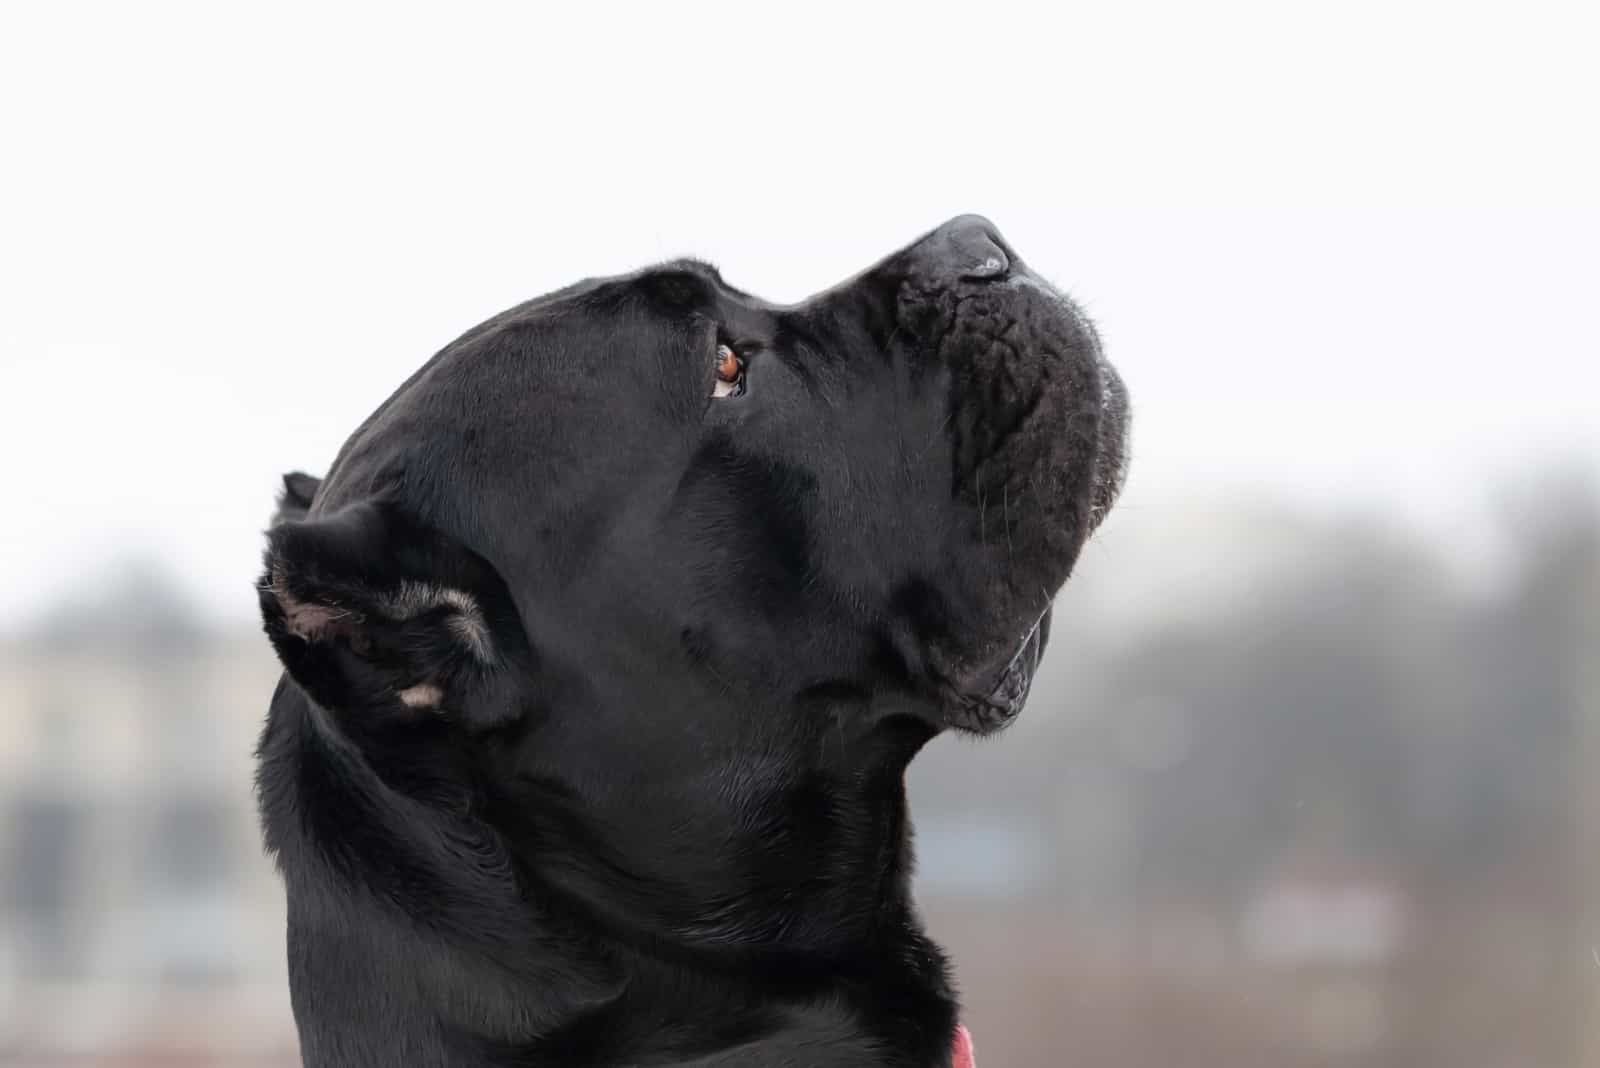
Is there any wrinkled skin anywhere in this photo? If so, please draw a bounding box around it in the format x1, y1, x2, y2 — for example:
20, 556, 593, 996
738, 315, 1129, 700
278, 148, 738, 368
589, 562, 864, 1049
257, 216, 1128, 1067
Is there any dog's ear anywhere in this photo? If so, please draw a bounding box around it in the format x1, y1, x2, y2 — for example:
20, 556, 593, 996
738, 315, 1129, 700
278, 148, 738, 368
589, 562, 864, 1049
259, 499, 528, 729
273, 471, 322, 525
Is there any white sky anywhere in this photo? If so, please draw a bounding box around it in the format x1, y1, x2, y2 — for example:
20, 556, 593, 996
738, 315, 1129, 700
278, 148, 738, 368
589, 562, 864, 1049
2, 2, 1597, 628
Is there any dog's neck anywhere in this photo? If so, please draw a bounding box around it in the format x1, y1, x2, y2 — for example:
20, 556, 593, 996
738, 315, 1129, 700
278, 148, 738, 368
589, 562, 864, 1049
259, 686, 962, 1067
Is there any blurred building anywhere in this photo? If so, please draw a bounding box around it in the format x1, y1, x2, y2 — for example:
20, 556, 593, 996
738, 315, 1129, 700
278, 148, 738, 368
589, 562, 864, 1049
1240, 859, 1407, 1058
0, 564, 296, 1063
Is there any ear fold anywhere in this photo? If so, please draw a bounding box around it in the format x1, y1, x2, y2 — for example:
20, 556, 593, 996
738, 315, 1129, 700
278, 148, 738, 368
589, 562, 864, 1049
259, 498, 529, 729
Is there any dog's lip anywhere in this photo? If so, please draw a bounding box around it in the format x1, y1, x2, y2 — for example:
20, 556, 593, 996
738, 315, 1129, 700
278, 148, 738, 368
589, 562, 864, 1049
937, 326, 1124, 736
1088, 356, 1130, 534
942, 610, 1047, 736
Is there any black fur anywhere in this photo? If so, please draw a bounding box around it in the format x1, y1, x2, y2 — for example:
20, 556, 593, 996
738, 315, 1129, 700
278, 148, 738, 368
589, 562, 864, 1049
256, 216, 1128, 1066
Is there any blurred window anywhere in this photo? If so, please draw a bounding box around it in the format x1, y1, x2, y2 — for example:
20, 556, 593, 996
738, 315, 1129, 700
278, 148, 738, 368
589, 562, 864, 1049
4, 795, 86, 979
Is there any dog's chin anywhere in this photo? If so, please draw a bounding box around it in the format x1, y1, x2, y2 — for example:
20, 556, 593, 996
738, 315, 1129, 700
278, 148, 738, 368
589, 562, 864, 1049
942, 377, 1127, 738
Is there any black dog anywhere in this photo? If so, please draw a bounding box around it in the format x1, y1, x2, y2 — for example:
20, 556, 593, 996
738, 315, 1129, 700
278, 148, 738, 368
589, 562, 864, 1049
257, 216, 1128, 1067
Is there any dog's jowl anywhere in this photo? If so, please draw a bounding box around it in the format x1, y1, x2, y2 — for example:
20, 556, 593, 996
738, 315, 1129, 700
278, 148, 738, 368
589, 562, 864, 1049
257, 216, 1128, 1067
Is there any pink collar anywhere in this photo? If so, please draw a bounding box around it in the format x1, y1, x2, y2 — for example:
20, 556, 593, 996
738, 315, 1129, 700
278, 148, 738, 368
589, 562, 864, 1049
952, 1024, 976, 1068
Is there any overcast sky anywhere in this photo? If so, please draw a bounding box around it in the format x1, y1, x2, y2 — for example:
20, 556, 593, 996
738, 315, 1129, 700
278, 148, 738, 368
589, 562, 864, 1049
2, 3, 1596, 629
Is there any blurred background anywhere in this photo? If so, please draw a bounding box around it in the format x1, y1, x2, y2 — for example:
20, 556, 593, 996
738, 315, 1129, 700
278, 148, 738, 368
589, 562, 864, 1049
2, 3, 1597, 1065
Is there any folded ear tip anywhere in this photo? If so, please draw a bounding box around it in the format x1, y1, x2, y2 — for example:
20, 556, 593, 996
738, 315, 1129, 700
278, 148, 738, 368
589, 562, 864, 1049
274, 471, 323, 526
282, 470, 321, 500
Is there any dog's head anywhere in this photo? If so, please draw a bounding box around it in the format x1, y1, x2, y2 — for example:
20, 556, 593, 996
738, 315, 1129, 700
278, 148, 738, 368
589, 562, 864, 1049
261, 216, 1126, 943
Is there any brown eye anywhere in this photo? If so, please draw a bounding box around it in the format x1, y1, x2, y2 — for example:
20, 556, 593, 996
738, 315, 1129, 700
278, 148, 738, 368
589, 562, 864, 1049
712, 343, 745, 398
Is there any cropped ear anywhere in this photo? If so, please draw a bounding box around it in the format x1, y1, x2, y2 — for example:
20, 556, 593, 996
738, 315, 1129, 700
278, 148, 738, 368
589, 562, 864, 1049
258, 499, 530, 729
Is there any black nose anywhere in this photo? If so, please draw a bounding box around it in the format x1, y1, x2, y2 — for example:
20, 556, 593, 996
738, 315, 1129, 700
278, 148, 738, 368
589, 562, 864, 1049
915, 214, 1011, 282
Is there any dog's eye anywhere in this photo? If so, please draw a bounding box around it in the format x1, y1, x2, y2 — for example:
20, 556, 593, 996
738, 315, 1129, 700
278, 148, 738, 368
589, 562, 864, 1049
712, 343, 745, 398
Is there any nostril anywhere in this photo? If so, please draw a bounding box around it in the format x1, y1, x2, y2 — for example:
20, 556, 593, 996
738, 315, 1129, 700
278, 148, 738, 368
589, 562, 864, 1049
962, 249, 1008, 281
